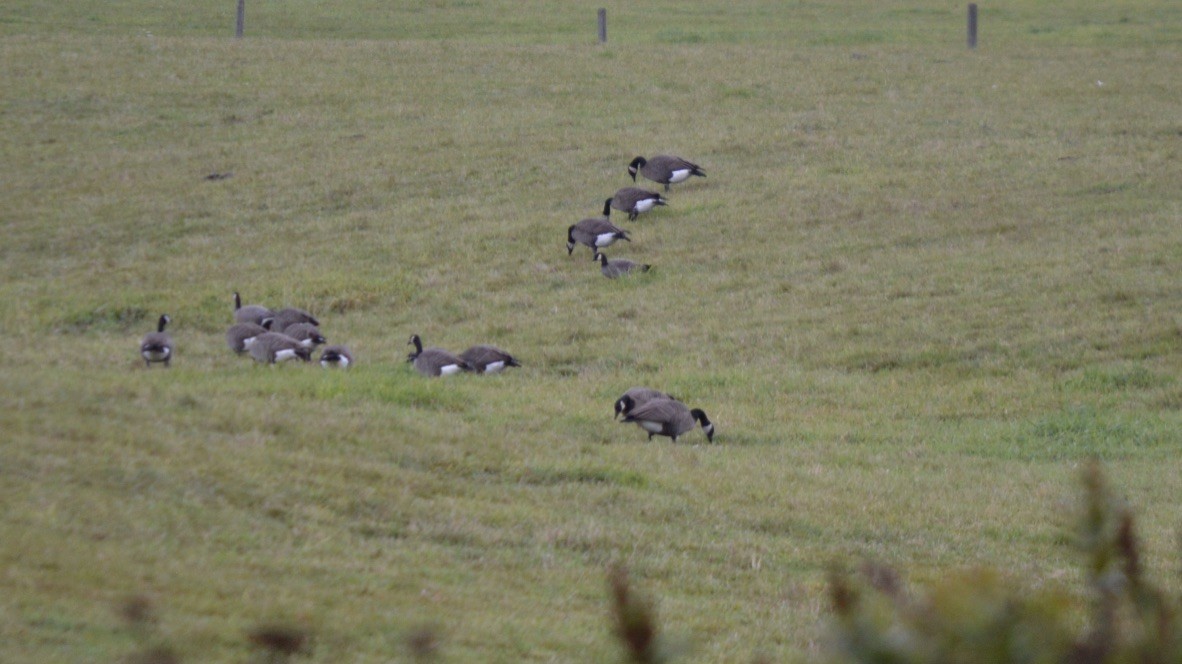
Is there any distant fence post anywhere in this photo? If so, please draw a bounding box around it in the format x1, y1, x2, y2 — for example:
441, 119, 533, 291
236, 0, 245, 38
598, 8, 607, 43
967, 3, 978, 49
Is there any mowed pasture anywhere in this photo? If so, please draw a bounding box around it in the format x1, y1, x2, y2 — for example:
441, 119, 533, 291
2, 1, 1182, 662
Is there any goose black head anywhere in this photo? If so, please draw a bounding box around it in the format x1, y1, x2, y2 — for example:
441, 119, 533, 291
691, 409, 714, 443
233, 291, 242, 310
594, 252, 608, 266
602, 198, 613, 217
566, 225, 577, 255
157, 314, 171, 333
614, 394, 636, 420
627, 156, 646, 181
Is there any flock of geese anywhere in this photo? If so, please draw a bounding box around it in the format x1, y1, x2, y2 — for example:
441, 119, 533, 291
137, 154, 716, 444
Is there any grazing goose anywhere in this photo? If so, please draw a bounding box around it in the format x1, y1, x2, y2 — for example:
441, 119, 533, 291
607, 187, 666, 221
614, 387, 677, 420
225, 320, 271, 354
233, 292, 273, 326
140, 314, 173, 368
269, 307, 320, 332
459, 345, 522, 374
620, 397, 715, 443
567, 217, 631, 256
407, 334, 471, 377
283, 322, 326, 348
595, 252, 650, 279
248, 332, 312, 364
319, 345, 354, 369
628, 155, 706, 192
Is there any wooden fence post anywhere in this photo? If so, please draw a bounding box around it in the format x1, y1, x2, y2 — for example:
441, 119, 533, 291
967, 3, 978, 49
236, 0, 245, 38
598, 8, 607, 43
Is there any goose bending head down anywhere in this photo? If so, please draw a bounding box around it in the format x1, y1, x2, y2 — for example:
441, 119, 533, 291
627, 155, 706, 192
319, 345, 353, 369
567, 217, 630, 256
620, 397, 715, 443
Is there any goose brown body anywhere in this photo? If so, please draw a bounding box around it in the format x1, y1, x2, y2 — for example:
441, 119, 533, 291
607, 187, 667, 221
595, 252, 650, 279
249, 332, 312, 364
614, 387, 677, 419
140, 314, 173, 367
459, 345, 522, 374
628, 155, 706, 191
620, 398, 715, 443
225, 321, 270, 354
407, 334, 471, 377
567, 217, 631, 255
233, 292, 273, 326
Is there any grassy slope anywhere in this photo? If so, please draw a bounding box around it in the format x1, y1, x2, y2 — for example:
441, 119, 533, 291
2, 1, 1181, 662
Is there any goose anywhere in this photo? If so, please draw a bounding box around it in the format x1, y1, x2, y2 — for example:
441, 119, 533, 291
268, 307, 320, 332
607, 187, 666, 221
595, 252, 650, 279
319, 345, 353, 369
407, 334, 471, 377
140, 314, 173, 368
282, 322, 326, 348
248, 332, 312, 364
614, 387, 678, 420
620, 397, 715, 443
459, 345, 522, 374
233, 292, 273, 325
567, 217, 631, 256
225, 320, 272, 354
628, 155, 706, 192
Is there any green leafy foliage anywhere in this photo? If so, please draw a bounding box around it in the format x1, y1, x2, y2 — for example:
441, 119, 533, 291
826, 463, 1182, 664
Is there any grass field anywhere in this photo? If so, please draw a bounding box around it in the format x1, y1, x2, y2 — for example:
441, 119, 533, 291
2, 1, 1182, 662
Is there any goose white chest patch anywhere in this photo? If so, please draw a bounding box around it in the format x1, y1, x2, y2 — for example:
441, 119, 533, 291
482, 361, 507, 374
439, 364, 464, 376
638, 421, 664, 434
668, 169, 692, 184
633, 199, 657, 213
594, 233, 620, 247
274, 348, 300, 362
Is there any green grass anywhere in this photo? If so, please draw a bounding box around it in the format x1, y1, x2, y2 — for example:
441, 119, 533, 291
2, 1, 1182, 662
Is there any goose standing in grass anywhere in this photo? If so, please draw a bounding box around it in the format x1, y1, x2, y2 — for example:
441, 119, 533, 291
620, 397, 715, 443
567, 216, 631, 256
627, 155, 706, 192
269, 307, 319, 332
140, 314, 173, 368
225, 320, 271, 354
614, 387, 678, 420
595, 252, 651, 279
459, 345, 522, 374
407, 334, 471, 377
248, 332, 312, 364
607, 187, 667, 221
283, 322, 326, 349
319, 345, 353, 369
233, 292, 273, 326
